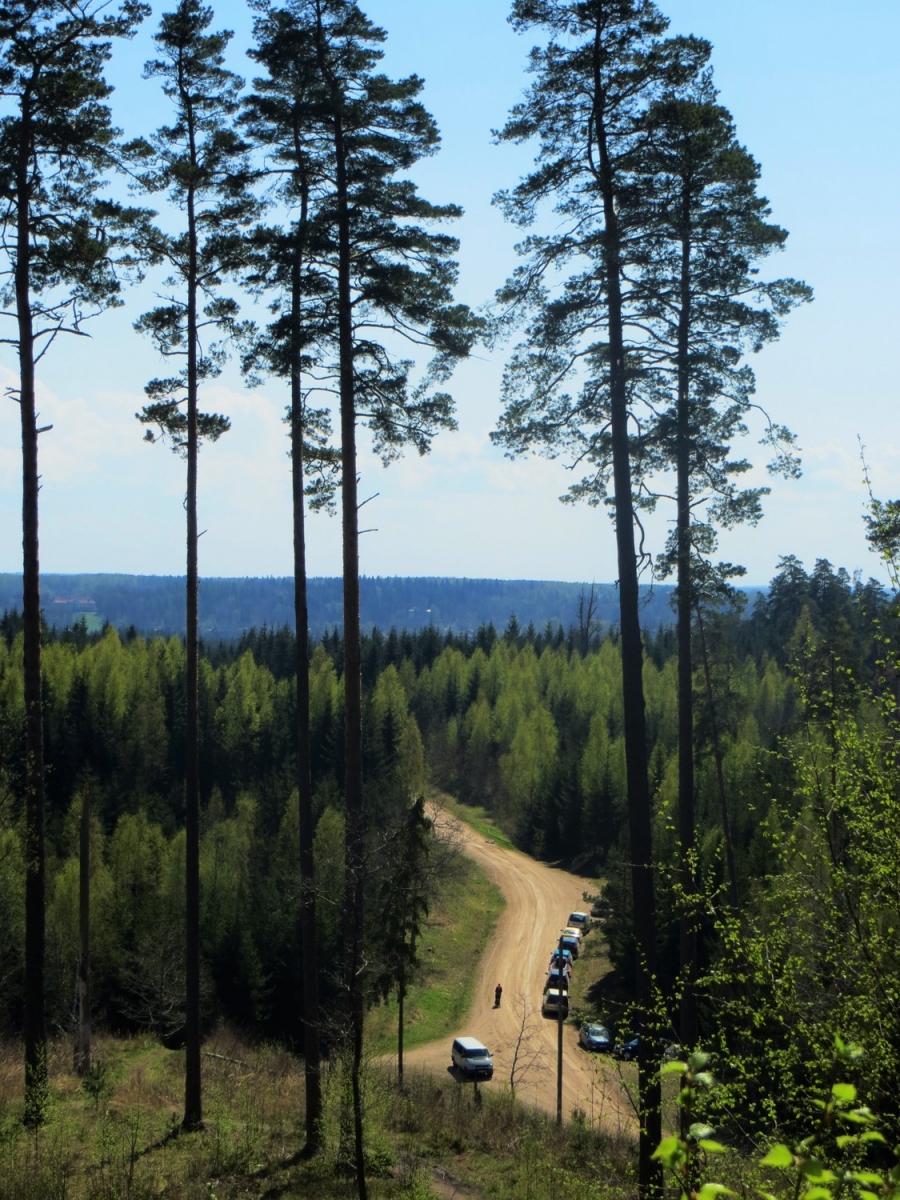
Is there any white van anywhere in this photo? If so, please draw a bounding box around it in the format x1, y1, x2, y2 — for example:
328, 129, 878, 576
451, 1036, 494, 1080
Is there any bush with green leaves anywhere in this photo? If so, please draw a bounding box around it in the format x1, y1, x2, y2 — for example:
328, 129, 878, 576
697, 624, 900, 1138
654, 1040, 900, 1200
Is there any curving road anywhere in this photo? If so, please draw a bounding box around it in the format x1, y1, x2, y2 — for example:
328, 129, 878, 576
403, 810, 637, 1134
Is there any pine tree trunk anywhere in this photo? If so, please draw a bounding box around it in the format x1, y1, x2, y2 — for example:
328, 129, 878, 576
676, 218, 698, 1054
17, 101, 48, 1125
591, 18, 660, 1196
183, 167, 202, 1134
76, 786, 91, 1076
695, 605, 739, 912
333, 102, 368, 1200
290, 209, 323, 1152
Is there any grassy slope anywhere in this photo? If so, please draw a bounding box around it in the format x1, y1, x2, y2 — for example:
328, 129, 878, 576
0, 1033, 748, 1200
0, 1033, 665, 1199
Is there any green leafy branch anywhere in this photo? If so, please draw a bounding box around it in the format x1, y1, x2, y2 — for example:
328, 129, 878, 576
654, 1039, 900, 1200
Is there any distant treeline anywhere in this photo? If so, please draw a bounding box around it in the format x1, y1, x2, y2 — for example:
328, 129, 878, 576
0, 573, 755, 639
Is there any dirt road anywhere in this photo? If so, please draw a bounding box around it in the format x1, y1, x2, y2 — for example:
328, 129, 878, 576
403, 810, 637, 1133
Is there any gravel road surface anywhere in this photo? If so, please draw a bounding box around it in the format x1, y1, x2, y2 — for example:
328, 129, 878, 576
402, 809, 637, 1134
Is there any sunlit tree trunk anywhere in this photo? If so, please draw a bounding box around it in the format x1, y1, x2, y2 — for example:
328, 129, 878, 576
183, 142, 202, 1133
290, 199, 323, 1151
675, 210, 698, 1054
332, 101, 367, 1200
590, 17, 661, 1193
16, 102, 47, 1124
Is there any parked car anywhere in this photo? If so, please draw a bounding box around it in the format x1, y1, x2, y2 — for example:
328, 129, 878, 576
613, 1036, 638, 1061
549, 948, 573, 969
543, 969, 570, 993
591, 896, 611, 919
451, 1036, 494, 1080
541, 988, 569, 1018
560, 935, 580, 959
661, 1038, 683, 1062
578, 1022, 612, 1052
613, 1036, 682, 1063
548, 952, 572, 978
567, 911, 591, 931
561, 926, 582, 942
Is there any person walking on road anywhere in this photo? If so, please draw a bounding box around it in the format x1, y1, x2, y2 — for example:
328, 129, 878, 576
494, 983, 502, 1008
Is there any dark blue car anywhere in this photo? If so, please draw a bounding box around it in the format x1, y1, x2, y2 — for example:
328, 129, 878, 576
613, 1036, 682, 1062
578, 1022, 612, 1052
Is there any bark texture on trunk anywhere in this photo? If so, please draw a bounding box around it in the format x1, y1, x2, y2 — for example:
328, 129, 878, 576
183, 165, 202, 1133
290, 207, 323, 1152
676, 216, 698, 1053
17, 98, 48, 1126
333, 101, 368, 1200
397, 974, 404, 1087
591, 17, 660, 1196
695, 605, 739, 912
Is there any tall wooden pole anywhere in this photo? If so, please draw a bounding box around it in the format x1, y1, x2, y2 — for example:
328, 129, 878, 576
76, 787, 91, 1076
556, 931, 564, 1125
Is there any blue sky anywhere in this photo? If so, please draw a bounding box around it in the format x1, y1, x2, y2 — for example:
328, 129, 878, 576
1, 0, 898, 587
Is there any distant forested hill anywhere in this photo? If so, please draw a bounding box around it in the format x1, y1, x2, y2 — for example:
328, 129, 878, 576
0, 573, 759, 639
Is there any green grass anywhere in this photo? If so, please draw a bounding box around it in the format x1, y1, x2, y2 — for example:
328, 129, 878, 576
437, 791, 516, 852
367, 852, 505, 1056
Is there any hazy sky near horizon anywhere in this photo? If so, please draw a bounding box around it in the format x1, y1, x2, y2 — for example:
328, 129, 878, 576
1, 0, 898, 587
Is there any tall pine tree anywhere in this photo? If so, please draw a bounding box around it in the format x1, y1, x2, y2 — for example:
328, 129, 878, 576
279, 1, 479, 1190
242, 4, 340, 1149
0, 0, 148, 1124
639, 82, 810, 1049
133, 0, 256, 1131
492, 3, 707, 1189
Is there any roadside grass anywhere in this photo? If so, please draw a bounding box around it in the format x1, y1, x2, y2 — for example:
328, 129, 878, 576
435, 791, 515, 852
564, 914, 615, 1029
367, 852, 505, 1057
389, 1070, 641, 1200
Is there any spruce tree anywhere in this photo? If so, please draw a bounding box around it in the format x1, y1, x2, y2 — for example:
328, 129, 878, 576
0, 0, 148, 1124
370, 796, 432, 1088
133, 0, 256, 1131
